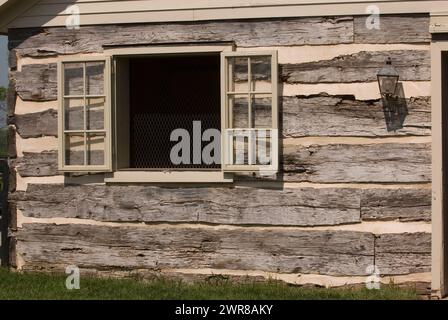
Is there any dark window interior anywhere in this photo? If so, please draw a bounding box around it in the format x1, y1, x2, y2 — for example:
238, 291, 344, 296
128, 54, 221, 169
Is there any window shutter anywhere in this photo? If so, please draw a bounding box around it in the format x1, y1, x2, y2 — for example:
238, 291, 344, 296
58, 57, 112, 172
221, 51, 279, 174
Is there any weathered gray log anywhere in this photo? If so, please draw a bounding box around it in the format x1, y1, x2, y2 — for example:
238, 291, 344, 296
9, 17, 354, 57
12, 184, 362, 226
16, 223, 374, 276
14, 150, 105, 176
7, 125, 17, 159
9, 49, 17, 71
14, 64, 57, 101
13, 95, 431, 138
12, 109, 57, 138
13, 152, 58, 177
13, 54, 430, 101
14, 141, 431, 183
281, 50, 430, 83
282, 95, 431, 137
375, 233, 431, 275
11, 183, 431, 224
361, 188, 431, 222
7, 76, 16, 117
283, 143, 431, 183
353, 14, 430, 43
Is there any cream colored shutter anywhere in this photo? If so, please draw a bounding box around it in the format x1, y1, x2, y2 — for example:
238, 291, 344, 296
58, 57, 112, 172
221, 51, 279, 174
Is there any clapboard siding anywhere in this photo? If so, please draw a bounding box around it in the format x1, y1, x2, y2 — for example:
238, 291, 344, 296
3, 1, 438, 31
10, 184, 431, 224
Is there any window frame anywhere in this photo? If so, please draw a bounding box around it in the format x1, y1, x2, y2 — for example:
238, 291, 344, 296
220, 51, 279, 174
57, 45, 279, 182
58, 56, 113, 172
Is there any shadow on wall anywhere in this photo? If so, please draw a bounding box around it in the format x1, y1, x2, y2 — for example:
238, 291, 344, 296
382, 82, 409, 132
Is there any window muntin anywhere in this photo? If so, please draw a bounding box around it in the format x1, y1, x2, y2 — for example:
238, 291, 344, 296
58, 57, 112, 172
221, 52, 278, 173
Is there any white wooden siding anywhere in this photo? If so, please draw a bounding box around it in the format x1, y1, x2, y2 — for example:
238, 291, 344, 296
4, 0, 448, 30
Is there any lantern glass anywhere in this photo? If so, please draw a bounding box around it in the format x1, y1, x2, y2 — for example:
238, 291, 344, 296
378, 74, 399, 96
377, 58, 399, 96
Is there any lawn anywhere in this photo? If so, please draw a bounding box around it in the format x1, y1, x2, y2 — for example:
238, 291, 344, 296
0, 268, 420, 300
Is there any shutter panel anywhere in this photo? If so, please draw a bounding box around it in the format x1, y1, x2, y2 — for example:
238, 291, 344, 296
58, 57, 112, 172
221, 51, 279, 174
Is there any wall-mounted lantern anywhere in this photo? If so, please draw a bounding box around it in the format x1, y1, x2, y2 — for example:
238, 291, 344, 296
377, 57, 399, 98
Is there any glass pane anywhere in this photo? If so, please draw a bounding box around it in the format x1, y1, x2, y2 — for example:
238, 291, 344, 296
230, 95, 248, 129
87, 133, 105, 166
250, 56, 272, 92
65, 133, 85, 166
64, 98, 84, 131
256, 130, 272, 165
64, 63, 84, 96
252, 95, 272, 129
86, 61, 105, 95
86, 97, 105, 130
228, 57, 248, 93
231, 130, 250, 165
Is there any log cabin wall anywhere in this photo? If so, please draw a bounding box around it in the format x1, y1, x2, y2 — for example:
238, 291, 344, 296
6, 14, 432, 290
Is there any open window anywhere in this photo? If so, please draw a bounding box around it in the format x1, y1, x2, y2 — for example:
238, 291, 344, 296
57, 47, 278, 181
58, 57, 112, 172
221, 52, 279, 174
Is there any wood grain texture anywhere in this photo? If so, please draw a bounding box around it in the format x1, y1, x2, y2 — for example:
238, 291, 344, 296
282, 95, 431, 137
353, 14, 430, 44
11, 183, 430, 224
16, 223, 374, 276
14, 64, 57, 102
13, 151, 58, 177
12, 109, 57, 138
283, 143, 431, 183
361, 188, 431, 222
13, 95, 431, 138
9, 17, 354, 57
12, 184, 362, 226
281, 50, 430, 83
375, 233, 431, 275
13, 141, 431, 184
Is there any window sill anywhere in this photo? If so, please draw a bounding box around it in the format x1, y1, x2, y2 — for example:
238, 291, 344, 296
104, 171, 234, 183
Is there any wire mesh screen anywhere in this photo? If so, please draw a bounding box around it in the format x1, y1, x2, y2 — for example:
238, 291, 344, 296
131, 113, 220, 169
129, 54, 221, 169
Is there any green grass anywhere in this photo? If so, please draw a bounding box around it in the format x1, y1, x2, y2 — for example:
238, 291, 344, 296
0, 268, 420, 300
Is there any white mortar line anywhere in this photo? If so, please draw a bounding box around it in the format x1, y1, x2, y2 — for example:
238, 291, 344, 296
162, 268, 431, 288
284, 136, 432, 146
15, 209, 431, 234
15, 134, 58, 157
